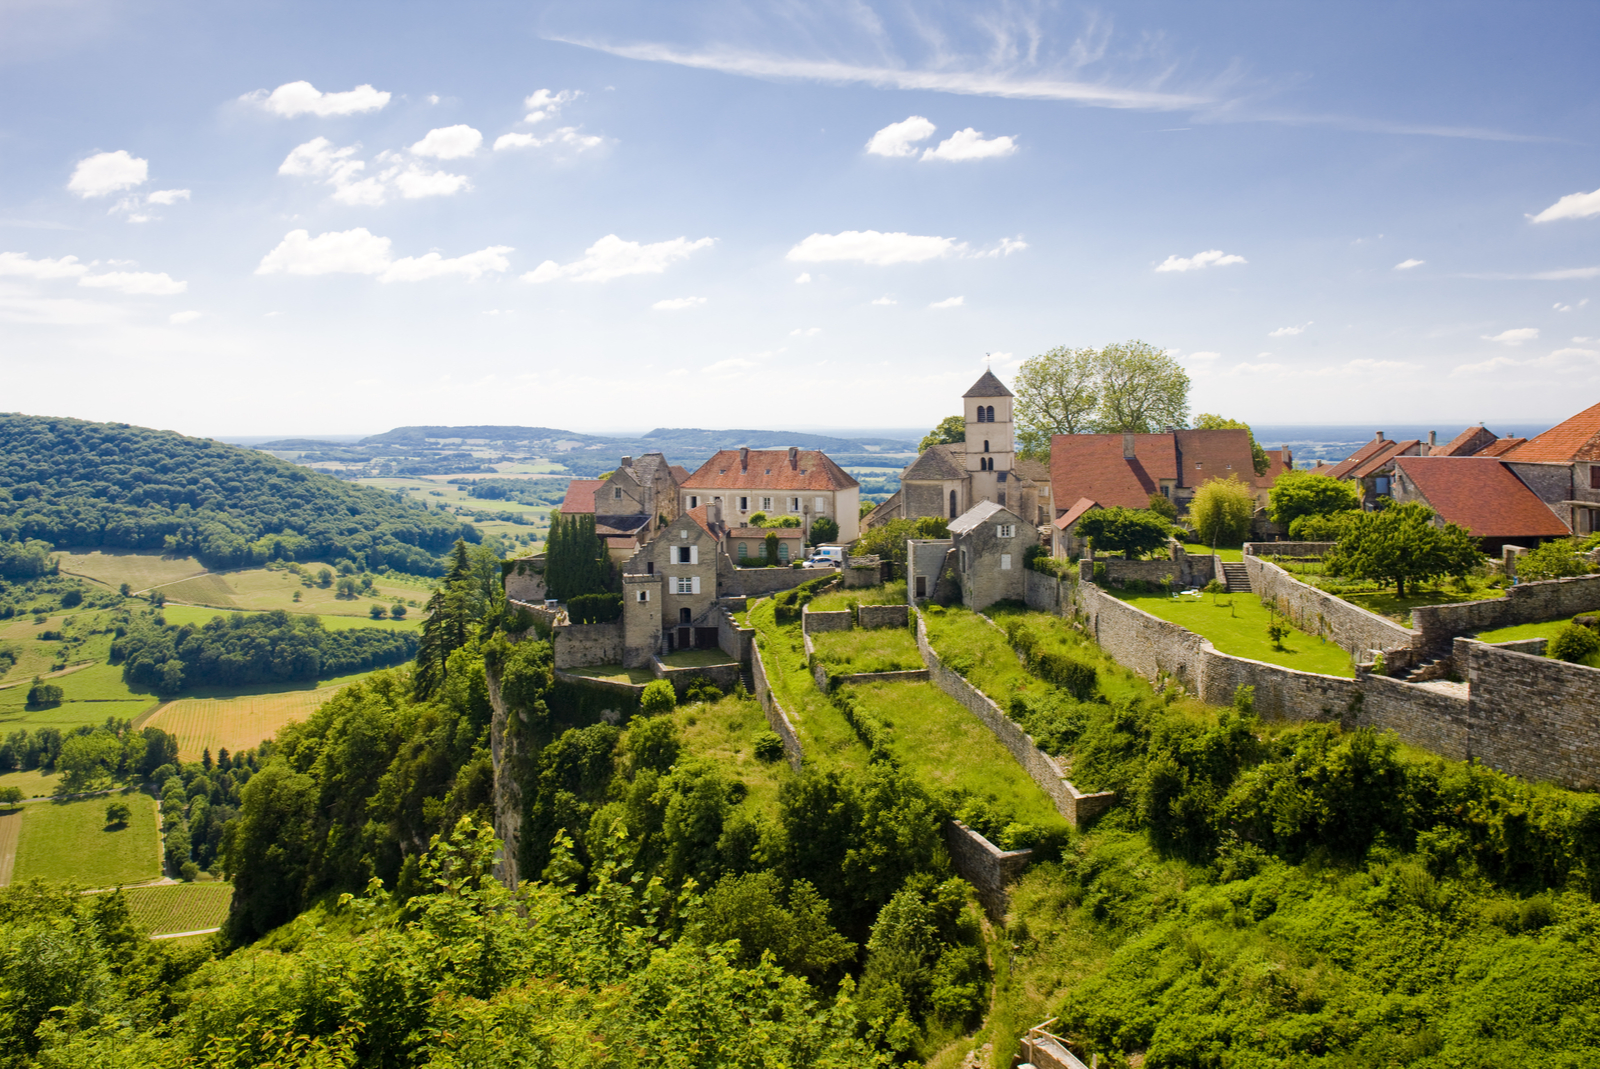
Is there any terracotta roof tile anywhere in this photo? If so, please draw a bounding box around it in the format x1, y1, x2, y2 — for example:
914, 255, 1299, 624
1503, 401, 1600, 462
1323, 437, 1397, 481
682, 449, 859, 491
1055, 496, 1098, 529
1254, 448, 1292, 489
1433, 426, 1498, 457
1395, 457, 1570, 538
1049, 434, 1177, 510
669, 465, 692, 482
684, 504, 723, 539
1175, 429, 1257, 487
1479, 437, 1526, 457
560, 479, 602, 514
1349, 440, 1420, 480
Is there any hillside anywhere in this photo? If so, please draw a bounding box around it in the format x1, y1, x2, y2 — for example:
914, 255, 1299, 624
0, 414, 470, 574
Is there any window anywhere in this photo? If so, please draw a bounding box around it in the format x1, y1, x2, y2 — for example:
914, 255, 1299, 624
779, 542, 790, 561
983, 440, 989, 453
998, 491, 1006, 507
646, 561, 654, 574
949, 490, 958, 518
676, 545, 698, 564
998, 524, 1015, 537
688, 496, 699, 509
761, 497, 772, 511
765, 469, 772, 475
739, 497, 748, 511
1001, 553, 1012, 571
679, 608, 692, 624
738, 542, 748, 558
790, 497, 800, 512
637, 590, 650, 602
613, 487, 622, 499
1195, 462, 1203, 470
675, 576, 699, 594
1591, 466, 1600, 490
815, 496, 826, 512
960, 549, 968, 570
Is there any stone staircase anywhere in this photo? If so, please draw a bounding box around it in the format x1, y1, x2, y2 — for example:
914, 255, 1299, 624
740, 662, 756, 694
1221, 561, 1252, 593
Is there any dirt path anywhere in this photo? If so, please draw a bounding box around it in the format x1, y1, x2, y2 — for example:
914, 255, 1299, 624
0, 808, 22, 887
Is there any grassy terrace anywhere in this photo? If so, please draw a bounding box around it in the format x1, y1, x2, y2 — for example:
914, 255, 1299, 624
807, 579, 907, 613
660, 649, 736, 668
1268, 555, 1507, 624
748, 599, 870, 770
1112, 589, 1355, 677
809, 625, 923, 674
1181, 543, 1243, 562
673, 692, 788, 818
563, 664, 655, 685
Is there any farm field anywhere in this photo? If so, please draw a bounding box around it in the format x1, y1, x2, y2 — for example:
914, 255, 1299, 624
143, 670, 375, 760
0, 808, 18, 886
121, 881, 233, 935
56, 549, 208, 593
157, 565, 427, 619
356, 477, 549, 552
0, 661, 156, 733
11, 791, 160, 887
160, 604, 421, 632
0, 610, 119, 686
0, 768, 62, 800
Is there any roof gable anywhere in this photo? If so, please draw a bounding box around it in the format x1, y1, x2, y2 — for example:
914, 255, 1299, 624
1504, 401, 1600, 463
1395, 456, 1570, 538
902, 444, 966, 481
560, 479, 602, 514
681, 449, 860, 491
1323, 436, 1396, 480
963, 370, 1013, 398
1174, 429, 1256, 486
1049, 433, 1177, 510
948, 499, 1018, 533
1434, 425, 1498, 457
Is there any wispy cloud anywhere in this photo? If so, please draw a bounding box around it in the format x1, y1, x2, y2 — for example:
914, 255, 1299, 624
871, 296, 896, 305
1482, 327, 1538, 345
929, 296, 964, 309
788, 230, 957, 265
794, 272, 811, 284
789, 326, 821, 336
653, 296, 706, 310
525, 234, 714, 283
1531, 186, 1600, 223
1268, 322, 1312, 337
256, 228, 512, 283
1458, 267, 1600, 281
1394, 258, 1424, 270
1453, 345, 1600, 376
1156, 249, 1246, 273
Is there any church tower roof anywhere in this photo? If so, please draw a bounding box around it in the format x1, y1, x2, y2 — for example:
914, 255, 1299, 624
962, 370, 1013, 398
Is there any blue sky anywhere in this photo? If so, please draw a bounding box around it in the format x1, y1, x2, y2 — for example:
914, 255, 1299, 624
3, 0, 1600, 439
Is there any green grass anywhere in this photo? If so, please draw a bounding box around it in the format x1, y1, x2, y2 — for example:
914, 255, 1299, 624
564, 664, 655, 685
13, 791, 160, 886
748, 600, 870, 770
120, 881, 233, 935
660, 649, 736, 668
1477, 616, 1584, 644
807, 580, 907, 613
1272, 558, 1508, 623
673, 692, 789, 818
809, 626, 923, 673
1112, 590, 1355, 677
1182, 543, 1243, 562
0, 661, 157, 733
0, 767, 61, 800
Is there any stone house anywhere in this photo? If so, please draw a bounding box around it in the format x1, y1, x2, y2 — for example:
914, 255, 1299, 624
867, 371, 1049, 528
619, 504, 727, 658
1499, 400, 1600, 535
1391, 456, 1570, 554
680, 446, 861, 542
726, 525, 805, 566
559, 452, 689, 561
1321, 432, 1423, 507
948, 500, 1039, 611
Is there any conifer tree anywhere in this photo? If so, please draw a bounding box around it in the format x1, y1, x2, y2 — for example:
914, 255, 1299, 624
414, 539, 476, 700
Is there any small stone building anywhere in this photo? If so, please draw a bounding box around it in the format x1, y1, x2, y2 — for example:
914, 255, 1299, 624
726, 525, 805, 565
620, 505, 727, 658
948, 500, 1039, 611
559, 452, 689, 561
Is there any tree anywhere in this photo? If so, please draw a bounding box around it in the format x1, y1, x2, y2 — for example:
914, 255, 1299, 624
1269, 470, 1361, 529
1188, 474, 1256, 547
641, 679, 676, 715
1077, 507, 1172, 559
391, 602, 408, 619
1515, 538, 1594, 582
1014, 346, 1101, 456
919, 416, 966, 453
369, 603, 388, 619
1193, 414, 1271, 476
544, 510, 610, 601
1326, 502, 1482, 598
0, 786, 21, 807
414, 539, 477, 700
856, 517, 948, 564
1147, 492, 1178, 522
1549, 622, 1600, 664
317, 567, 334, 588
809, 515, 839, 545
105, 800, 132, 826
764, 532, 781, 566
1092, 340, 1190, 433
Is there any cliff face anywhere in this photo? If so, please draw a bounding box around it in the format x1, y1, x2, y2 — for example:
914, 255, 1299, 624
485, 667, 524, 890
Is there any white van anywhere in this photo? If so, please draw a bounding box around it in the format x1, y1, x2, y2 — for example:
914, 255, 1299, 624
806, 545, 844, 567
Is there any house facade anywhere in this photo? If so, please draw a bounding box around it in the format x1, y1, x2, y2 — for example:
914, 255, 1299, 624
680, 446, 861, 542
1391, 456, 1570, 554
1500, 401, 1600, 535
558, 452, 689, 561
619, 504, 727, 656
948, 500, 1039, 611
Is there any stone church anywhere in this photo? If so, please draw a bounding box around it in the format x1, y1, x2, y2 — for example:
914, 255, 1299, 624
865, 370, 1049, 528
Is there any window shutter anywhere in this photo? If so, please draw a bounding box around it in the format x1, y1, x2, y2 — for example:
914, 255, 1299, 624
691, 576, 701, 595
1001, 554, 1012, 571
689, 545, 699, 565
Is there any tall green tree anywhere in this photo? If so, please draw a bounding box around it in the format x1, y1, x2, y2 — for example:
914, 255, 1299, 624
918, 416, 966, 453
544, 510, 610, 602
1268, 469, 1362, 529
1093, 340, 1191, 433
414, 539, 477, 700
1193, 413, 1271, 475
1077, 507, 1172, 559
1188, 474, 1257, 547
1326, 501, 1481, 597
1014, 345, 1100, 456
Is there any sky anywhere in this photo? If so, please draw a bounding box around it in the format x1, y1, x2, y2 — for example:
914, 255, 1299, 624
3, 0, 1600, 440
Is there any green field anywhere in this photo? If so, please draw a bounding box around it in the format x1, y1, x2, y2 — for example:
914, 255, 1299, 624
673, 693, 789, 817
0, 767, 61, 800
160, 603, 421, 632
56, 549, 209, 593
0, 661, 156, 733
749, 600, 871, 770
121, 881, 233, 935
660, 649, 736, 668
1181, 544, 1243, 562
1112, 589, 1356, 677
807, 580, 908, 613
810, 625, 923, 673
12, 791, 160, 887
143, 671, 373, 760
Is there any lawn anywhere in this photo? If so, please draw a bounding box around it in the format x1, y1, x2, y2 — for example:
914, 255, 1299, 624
0, 661, 157, 733
1112, 590, 1355, 677
747, 599, 870, 770
1477, 616, 1585, 644
660, 649, 736, 668
564, 664, 655, 685
1182, 544, 1243, 563
847, 680, 1069, 833
0, 768, 62, 800
810, 626, 923, 673
120, 881, 233, 935
674, 692, 790, 817
1270, 558, 1507, 624
807, 580, 908, 613
143, 670, 376, 759
12, 791, 160, 887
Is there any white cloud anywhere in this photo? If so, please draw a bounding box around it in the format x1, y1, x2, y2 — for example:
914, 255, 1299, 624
1556, 302, 1573, 312
1186, 351, 1220, 360
279, 138, 469, 204
1451, 345, 1599, 376
493, 127, 603, 152
523, 89, 579, 123
410, 125, 482, 159
866, 116, 936, 157
0, 289, 128, 326
1394, 258, 1425, 270
1228, 361, 1285, 375
921, 128, 1018, 161
787, 230, 958, 265
145, 189, 190, 206
68, 151, 148, 198
524, 234, 714, 283
973, 236, 1028, 258
1550, 347, 1600, 359
1482, 327, 1539, 345
280, 137, 364, 181
77, 271, 186, 295
929, 296, 965, 309
871, 296, 896, 305
653, 296, 706, 310
169, 310, 201, 324
392, 168, 471, 199
250, 81, 391, 118
794, 272, 811, 284
702, 356, 758, 375
428, 94, 440, 105
256, 228, 511, 283
1268, 322, 1313, 337
1155, 249, 1247, 273
790, 326, 821, 336
0, 252, 88, 279
1531, 187, 1600, 223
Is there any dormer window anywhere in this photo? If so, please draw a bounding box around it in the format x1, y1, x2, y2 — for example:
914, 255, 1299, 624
765, 469, 772, 475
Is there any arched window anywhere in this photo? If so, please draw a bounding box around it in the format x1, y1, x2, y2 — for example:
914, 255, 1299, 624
983, 440, 990, 453
949, 490, 958, 518
984, 405, 996, 422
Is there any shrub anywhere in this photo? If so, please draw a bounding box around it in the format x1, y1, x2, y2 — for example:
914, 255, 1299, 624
1548, 623, 1600, 664
568, 592, 623, 624
685, 677, 723, 704
391, 603, 408, 619
640, 679, 677, 715
1032, 650, 1098, 700
1515, 538, 1594, 582
1188, 474, 1256, 547
26, 681, 62, 708
59, 589, 82, 608
105, 801, 131, 826
754, 731, 785, 763
368, 604, 388, 620
0, 787, 22, 807
809, 516, 839, 545
179, 860, 199, 882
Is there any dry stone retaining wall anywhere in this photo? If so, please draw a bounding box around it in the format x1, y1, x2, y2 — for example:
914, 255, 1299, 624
726, 567, 819, 598
1460, 638, 1600, 791
750, 635, 803, 771
858, 603, 909, 629
943, 820, 1033, 920
1411, 574, 1600, 656
1244, 553, 1419, 667
553, 622, 624, 668
801, 606, 852, 634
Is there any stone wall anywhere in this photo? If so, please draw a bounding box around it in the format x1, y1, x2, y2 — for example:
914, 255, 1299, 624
1244, 554, 1419, 666
503, 557, 547, 604
908, 539, 956, 602
1411, 574, 1600, 656
1024, 568, 1067, 613
725, 567, 818, 598
553, 621, 624, 668
651, 658, 742, 698
859, 603, 910, 629
1098, 549, 1218, 589
750, 636, 803, 771
801, 606, 853, 634
943, 820, 1033, 920
842, 557, 882, 588
507, 599, 561, 630
484, 668, 525, 890
716, 607, 754, 663
1247, 542, 1337, 558
1460, 638, 1600, 791
916, 613, 1116, 828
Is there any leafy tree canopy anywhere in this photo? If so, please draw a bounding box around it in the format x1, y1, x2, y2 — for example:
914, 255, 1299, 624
1326, 501, 1482, 597
856, 517, 948, 563
1269, 469, 1362, 528
1192, 413, 1272, 476
1015, 340, 1190, 455
1187, 473, 1256, 548
1515, 538, 1596, 582
1077, 507, 1172, 559
919, 416, 966, 453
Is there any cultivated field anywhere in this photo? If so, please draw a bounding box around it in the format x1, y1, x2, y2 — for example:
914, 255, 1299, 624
122, 881, 233, 935
157, 565, 426, 619
0, 768, 62, 801
11, 791, 160, 887
160, 603, 421, 632
144, 675, 364, 759
0, 661, 157, 733
56, 549, 208, 593
0, 808, 19, 886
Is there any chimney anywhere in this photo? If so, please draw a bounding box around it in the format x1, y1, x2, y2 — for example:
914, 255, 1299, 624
1123, 433, 1135, 459
620, 455, 632, 468
708, 501, 722, 525
1376, 431, 1385, 441
740, 446, 749, 472
1427, 432, 1436, 451
788, 446, 798, 469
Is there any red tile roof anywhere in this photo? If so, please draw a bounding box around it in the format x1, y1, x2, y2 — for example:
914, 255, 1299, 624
684, 504, 723, 539
1394, 457, 1570, 538
1504, 401, 1600, 463
1322, 437, 1395, 481
1479, 437, 1527, 457
1433, 426, 1498, 457
560, 479, 602, 514
669, 465, 692, 483
1255, 448, 1292, 489
1175, 429, 1257, 487
682, 449, 859, 491
1054, 496, 1098, 529
1049, 434, 1177, 510
1349, 440, 1420, 480
728, 526, 803, 539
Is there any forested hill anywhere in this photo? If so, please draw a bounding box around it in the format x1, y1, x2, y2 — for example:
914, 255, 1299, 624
0, 414, 470, 573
